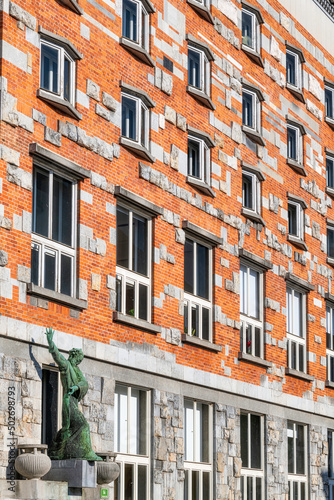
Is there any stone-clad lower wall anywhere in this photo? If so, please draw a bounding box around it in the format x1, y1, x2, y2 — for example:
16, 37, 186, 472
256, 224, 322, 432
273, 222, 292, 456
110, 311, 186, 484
0, 337, 332, 498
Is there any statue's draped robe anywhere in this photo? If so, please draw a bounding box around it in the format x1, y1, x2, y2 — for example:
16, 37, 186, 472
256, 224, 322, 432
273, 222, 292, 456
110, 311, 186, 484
48, 342, 101, 460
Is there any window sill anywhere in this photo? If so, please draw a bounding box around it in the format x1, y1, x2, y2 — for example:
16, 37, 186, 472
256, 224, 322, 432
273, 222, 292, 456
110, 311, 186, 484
119, 137, 155, 163
186, 0, 214, 23
327, 257, 334, 267
181, 334, 222, 352
119, 37, 155, 67
242, 125, 265, 146
186, 176, 215, 197
285, 367, 314, 382
186, 86, 215, 110
241, 207, 266, 226
286, 158, 306, 176
326, 380, 334, 389
287, 234, 308, 251
37, 89, 82, 120
286, 83, 306, 104
238, 352, 272, 368
326, 186, 334, 198
113, 311, 161, 334
325, 116, 334, 130
241, 44, 264, 67
27, 283, 88, 310
58, 0, 83, 14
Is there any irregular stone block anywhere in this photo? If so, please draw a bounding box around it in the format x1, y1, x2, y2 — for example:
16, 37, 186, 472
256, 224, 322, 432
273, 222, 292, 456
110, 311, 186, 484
0, 216, 12, 230
270, 35, 282, 62
32, 109, 47, 126
0, 251, 8, 266
86, 79, 100, 101
7, 164, 32, 191
164, 105, 176, 125
78, 278, 88, 300
308, 74, 322, 101
1, 145, 20, 166
1, 91, 19, 127
95, 103, 112, 122
170, 144, 179, 170
161, 72, 173, 96
176, 113, 186, 131
17, 265, 30, 283
58, 120, 78, 142
9, 1, 36, 29
312, 221, 321, 240
45, 127, 61, 147
101, 91, 117, 111
91, 273, 101, 291
231, 122, 242, 144
306, 99, 322, 121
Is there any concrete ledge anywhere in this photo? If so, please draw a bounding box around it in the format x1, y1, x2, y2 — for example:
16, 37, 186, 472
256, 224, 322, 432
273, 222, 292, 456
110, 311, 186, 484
186, 0, 214, 23
286, 83, 306, 103
186, 176, 215, 197
29, 143, 91, 179
285, 273, 315, 291
27, 283, 88, 309
325, 116, 334, 130
114, 185, 163, 216
119, 137, 155, 162
37, 89, 82, 120
182, 334, 222, 352
113, 311, 161, 334
59, 0, 83, 14
119, 38, 155, 67
186, 86, 215, 110
38, 26, 83, 60
238, 351, 272, 368
285, 367, 314, 382
325, 292, 334, 305
182, 220, 223, 246
242, 125, 265, 146
241, 44, 264, 67
286, 158, 307, 176
326, 380, 334, 389
119, 81, 155, 108
239, 248, 273, 270
241, 207, 266, 226
327, 257, 334, 267
287, 234, 308, 251
326, 186, 334, 198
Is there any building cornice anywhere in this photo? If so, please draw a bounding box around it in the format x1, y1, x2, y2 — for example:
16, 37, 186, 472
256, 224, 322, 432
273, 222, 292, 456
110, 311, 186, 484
314, 0, 334, 21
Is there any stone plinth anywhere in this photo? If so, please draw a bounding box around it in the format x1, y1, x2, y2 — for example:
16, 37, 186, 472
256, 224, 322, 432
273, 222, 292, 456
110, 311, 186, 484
43, 460, 96, 488
0, 479, 67, 500
82, 486, 112, 499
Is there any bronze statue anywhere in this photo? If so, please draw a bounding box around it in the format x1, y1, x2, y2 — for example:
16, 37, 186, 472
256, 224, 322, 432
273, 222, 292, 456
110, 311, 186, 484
45, 327, 102, 461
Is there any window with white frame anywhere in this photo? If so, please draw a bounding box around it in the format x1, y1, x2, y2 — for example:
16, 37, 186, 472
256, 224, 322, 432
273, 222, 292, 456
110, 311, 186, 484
326, 304, 334, 383
242, 170, 261, 215
31, 166, 77, 297
184, 238, 212, 341
114, 384, 150, 500
240, 264, 263, 358
286, 49, 302, 90
286, 287, 306, 373
40, 39, 76, 105
328, 430, 334, 499
116, 205, 151, 322
287, 422, 307, 500
287, 124, 303, 164
188, 135, 210, 185
240, 412, 264, 500
328, 225, 334, 260
184, 399, 212, 500
288, 200, 304, 241
327, 156, 334, 190
188, 45, 210, 96
122, 0, 149, 52
242, 7, 260, 53
325, 85, 334, 120
242, 88, 261, 133
121, 93, 149, 149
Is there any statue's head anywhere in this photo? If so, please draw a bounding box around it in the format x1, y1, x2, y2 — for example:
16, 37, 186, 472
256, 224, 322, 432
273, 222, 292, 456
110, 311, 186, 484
68, 348, 84, 366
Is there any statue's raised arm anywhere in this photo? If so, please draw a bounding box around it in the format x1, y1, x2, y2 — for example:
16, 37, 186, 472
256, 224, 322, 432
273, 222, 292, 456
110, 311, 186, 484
45, 327, 68, 371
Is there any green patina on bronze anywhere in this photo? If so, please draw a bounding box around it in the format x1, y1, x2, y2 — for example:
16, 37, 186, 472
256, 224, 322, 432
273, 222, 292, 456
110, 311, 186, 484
45, 327, 102, 461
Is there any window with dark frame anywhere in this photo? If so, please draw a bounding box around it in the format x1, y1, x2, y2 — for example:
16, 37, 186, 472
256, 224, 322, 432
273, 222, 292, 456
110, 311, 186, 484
240, 412, 264, 500
287, 422, 307, 500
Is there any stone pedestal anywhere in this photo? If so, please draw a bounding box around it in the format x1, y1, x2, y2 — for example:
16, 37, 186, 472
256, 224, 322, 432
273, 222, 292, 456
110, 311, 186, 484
43, 460, 97, 488
82, 486, 112, 499
0, 479, 68, 500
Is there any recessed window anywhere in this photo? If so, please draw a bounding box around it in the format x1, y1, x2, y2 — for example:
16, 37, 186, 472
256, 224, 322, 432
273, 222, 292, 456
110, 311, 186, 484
121, 93, 149, 149
288, 200, 304, 241
242, 8, 260, 52
242, 170, 260, 214
326, 305, 334, 383
328, 225, 334, 260
287, 422, 307, 499
240, 264, 263, 358
286, 287, 306, 373
184, 238, 212, 342
240, 413, 264, 500
188, 46, 210, 95
42, 367, 61, 447
326, 85, 334, 119
184, 399, 212, 500
40, 40, 75, 104
327, 156, 334, 190
243, 89, 258, 131
188, 135, 210, 184
286, 49, 302, 89
122, 0, 149, 51
114, 384, 150, 499
116, 205, 151, 322
287, 124, 303, 164
328, 430, 334, 498
31, 167, 77, 297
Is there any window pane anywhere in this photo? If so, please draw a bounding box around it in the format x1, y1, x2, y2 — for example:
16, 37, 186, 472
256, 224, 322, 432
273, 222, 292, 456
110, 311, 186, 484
42, 369, 59, 447
243, 92, 254, 128
188, 49, 201, 88
299, 343, 304, 372
60, 254, 72, 296
327, 158, 334, 188
117, 207, 129, 268
130, 388, 139, 454
124, 463, 134, 500
139, 390, 147, 455
249, 268, 259, 319
290, 341, 297, 370
64, 57, 71, 101
31, 243, 40, 286
255, 327, 261, 358
132, 214, 147, 275
114, 474, 120, 500
247, 476, 253, 500
138, 465, 147, 498
184, 301, 189, 334
34, 169, 49, 237
287, 288, 293, 334
202, 307, 210, 341
122, 96, 137, 140
200, 403, 209, 462
242, 173, 253, 210
139, 284, 148, 321
326, 88, 333, 118
287, 422, 294, 474
191, 304, 199, 338
184, 400, 194, 461
115, 385, 128, 453
196, 243, 209, 299
141, 8, 148, 49
123, 0, 138, 41
52, 175, 73, 246
184, 239, 194, 294
286, 52, 296, 86
293, 291, 302, 337
203, 472, 210, 499
296, 424, 305, 474
240, 265, 247, 315
250, 414, 261, 469
140, 104, 147, 147
116, 276, 122, 312
41, 44, 59, 93
246, 324, 252, 355
288, 203, 297, 235
328, 228, 334, 259
184, 470, 189, 500
126, 282, 135, 316
256, 477, 262, 500
329, 431, 333, 477
242, 11, 253, 48
188, 140, 201, 179
241, 413, 249, 468
192, 471, 199, 500
287, 127, 297, 160
44, 252, 56, 291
